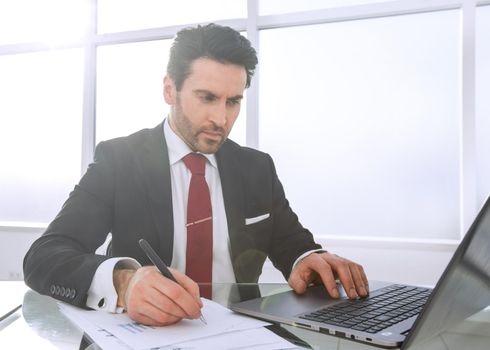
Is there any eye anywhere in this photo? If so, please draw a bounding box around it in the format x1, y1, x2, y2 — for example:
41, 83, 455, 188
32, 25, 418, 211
227, 98, 241, 106
201, 94, 217, 103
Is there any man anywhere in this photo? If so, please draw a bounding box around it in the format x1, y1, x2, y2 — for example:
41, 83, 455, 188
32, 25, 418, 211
24, 24, 368, 327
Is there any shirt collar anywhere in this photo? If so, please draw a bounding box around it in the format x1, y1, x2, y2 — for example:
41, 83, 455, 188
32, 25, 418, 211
163, 118, 218, 168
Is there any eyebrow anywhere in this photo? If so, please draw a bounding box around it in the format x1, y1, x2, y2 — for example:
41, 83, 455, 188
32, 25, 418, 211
194, 89, 243, 101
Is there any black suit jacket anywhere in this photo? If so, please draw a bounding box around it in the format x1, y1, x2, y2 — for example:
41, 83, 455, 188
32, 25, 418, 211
23, 122, 321, 307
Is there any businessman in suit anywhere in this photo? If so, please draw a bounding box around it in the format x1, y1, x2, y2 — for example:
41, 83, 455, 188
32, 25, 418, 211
24, 23, 369, 326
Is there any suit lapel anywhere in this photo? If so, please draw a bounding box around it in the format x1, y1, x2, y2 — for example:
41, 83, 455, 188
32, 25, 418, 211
134, 123, 174, 265
216, 142, 246, 276
134, 129, 248, 270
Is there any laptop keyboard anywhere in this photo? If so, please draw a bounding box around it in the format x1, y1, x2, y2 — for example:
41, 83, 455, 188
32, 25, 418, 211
298, 284, 431, 334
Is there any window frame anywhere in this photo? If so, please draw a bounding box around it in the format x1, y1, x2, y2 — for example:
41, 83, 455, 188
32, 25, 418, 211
0, 0, 487, 248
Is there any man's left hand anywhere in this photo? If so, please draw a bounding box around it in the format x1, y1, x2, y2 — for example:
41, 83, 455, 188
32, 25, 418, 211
288, 252, 369, 299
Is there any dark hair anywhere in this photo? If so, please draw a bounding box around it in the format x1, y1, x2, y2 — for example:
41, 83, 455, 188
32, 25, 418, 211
167, 23, 258, 91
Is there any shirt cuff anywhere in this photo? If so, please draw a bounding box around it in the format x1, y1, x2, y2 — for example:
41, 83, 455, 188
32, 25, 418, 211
291, 249, 327, 272
86, 257, 141, 313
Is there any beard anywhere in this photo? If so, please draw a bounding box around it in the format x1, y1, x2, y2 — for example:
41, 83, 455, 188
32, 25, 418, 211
171, 97, 227, 154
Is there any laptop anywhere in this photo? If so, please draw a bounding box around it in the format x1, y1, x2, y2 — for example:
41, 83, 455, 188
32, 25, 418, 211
231, 197, 490, 349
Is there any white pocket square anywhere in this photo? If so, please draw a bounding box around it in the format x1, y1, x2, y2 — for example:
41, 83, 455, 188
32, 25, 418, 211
245, 213, 270, 225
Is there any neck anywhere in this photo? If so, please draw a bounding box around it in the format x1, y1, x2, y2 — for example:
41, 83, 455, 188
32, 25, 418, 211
167, 114, 198, 152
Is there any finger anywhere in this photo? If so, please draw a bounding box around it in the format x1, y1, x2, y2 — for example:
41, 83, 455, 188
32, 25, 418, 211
153, 272, 202, 319
288, 267, 310, 294
130, 302, 182, 326
349, 263, 368, 297
143, 284, 190, 319
139, 300, 182, 325
171, 268, 203, 306
332, 261, 358, 299
359, 264, 369, 292
310, 259, 340, 299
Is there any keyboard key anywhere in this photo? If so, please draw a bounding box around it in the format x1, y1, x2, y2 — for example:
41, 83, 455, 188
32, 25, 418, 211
352, 324, 370, 331
350, 309, 368, 316
374, 315, 393, 322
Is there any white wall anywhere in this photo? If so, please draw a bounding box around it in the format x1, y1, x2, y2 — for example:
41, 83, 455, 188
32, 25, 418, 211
0, 228, 42, 280
1, 228, 455, 288
259, 237, 456, 287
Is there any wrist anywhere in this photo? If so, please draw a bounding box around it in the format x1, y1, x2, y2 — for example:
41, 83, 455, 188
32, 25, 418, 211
113, 268, 136, 309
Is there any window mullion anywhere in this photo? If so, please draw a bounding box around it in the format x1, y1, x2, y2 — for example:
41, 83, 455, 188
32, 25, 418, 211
460, 0, 478, 236
246, 0, 260, 149
81, 0, 98, 173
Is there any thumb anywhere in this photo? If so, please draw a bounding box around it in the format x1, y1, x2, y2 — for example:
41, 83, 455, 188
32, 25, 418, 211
288, 271, 308, 294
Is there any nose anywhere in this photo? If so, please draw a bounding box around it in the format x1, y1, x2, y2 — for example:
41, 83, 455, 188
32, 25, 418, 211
209, 101, 227, 128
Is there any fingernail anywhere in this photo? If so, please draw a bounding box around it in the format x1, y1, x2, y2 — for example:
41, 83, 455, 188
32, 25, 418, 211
349, 288, 358, 298
331, 287, 339, 298
360, 286, 367, 296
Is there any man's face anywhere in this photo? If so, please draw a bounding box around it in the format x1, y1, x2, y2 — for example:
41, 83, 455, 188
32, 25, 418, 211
164, 57, 247, 154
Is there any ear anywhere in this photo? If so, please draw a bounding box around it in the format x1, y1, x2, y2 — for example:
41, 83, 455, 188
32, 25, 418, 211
163, 75, 177, 105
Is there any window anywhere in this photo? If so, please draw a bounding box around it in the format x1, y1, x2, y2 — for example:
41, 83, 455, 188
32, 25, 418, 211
0, 0, 89, 45
97, 0, 247, 33
0, 1, 485, 243
259, 0, 395, 16
0, 49, 84, 223
96, 40, 171, 143
259, 10, 460, 239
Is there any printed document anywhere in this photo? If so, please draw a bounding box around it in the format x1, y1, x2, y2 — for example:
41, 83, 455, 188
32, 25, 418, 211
58, 299, 298, 349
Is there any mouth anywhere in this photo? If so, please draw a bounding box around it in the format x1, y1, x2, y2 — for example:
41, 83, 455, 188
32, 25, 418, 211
201, 129, 224, 141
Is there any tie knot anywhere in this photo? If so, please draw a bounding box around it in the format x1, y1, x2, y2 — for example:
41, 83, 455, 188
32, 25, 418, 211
183, 153, 207, 175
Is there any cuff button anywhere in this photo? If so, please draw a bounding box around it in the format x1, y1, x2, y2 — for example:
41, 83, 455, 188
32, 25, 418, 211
98, 298, 106, 308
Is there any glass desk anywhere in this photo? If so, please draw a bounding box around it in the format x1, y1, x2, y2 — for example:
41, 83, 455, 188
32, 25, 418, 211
1, 281, 489, 349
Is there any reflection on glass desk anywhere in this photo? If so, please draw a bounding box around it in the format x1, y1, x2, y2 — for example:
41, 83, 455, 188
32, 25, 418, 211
0, 281, 25, 329
1, 281, 489, 350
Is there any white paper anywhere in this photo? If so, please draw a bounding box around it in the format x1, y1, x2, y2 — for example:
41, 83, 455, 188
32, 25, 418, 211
157, 328, 298, 350
58, 299, 281, 350
60, 305, 297, 350
59, 303, 131, 350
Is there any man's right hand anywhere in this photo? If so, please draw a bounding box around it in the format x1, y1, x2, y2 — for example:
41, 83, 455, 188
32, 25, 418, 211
113, 266, 203, 326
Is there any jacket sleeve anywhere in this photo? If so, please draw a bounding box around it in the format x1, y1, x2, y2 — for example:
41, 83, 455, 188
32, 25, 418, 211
23, 141, 117, 308
266, 154, 322, 280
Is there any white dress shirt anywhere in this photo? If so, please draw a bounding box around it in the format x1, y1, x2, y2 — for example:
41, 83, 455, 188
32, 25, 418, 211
164, 119, 236, 283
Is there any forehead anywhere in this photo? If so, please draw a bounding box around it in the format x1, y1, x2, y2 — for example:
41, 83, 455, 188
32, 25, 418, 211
182, 57, 247, 95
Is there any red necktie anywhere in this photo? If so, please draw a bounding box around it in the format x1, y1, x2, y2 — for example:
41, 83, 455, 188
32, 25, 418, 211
182, 153, 213, 298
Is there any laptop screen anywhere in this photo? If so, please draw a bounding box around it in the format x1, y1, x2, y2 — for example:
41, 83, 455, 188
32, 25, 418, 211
403, 197, 490, 349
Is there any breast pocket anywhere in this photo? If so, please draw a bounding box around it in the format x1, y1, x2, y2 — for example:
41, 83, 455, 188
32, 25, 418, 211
243, 213, 273, 249
244, 213, 270, 226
